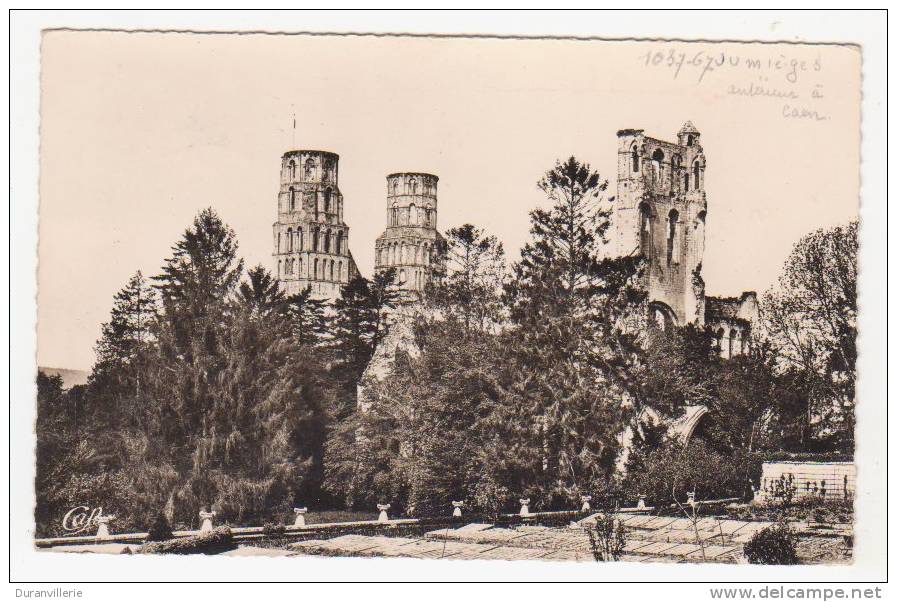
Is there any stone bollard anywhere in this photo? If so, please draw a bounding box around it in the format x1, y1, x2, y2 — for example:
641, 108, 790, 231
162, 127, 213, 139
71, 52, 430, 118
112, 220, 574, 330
580, 495, 592, 513
452, 501, 464, 518
637, 494, 647, 510
377, 503, 391, 523
199, 510, 216, 533
95, 513, 115, 540
293, 507, 308, 528
519, 498, 531, 517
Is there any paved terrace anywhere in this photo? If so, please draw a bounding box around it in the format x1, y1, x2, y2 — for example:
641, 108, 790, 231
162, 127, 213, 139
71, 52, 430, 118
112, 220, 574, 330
289, 514, 778, 563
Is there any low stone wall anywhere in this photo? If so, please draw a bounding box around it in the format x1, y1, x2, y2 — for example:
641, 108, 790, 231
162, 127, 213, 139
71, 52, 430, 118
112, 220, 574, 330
758, 461, 855, 502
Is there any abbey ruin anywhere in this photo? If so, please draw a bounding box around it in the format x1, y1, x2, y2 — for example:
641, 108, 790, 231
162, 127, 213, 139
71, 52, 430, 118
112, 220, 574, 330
272, 122, 758, 354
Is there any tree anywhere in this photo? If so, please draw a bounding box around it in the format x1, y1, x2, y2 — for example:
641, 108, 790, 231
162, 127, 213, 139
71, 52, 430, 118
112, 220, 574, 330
762, 221, 857, 450
426, 224, 507, 335
501, 157, 647, 504
329, 269, 399, 413
88, 271, 157, 434
283, 286, 331, 347
238, 264, 285, 316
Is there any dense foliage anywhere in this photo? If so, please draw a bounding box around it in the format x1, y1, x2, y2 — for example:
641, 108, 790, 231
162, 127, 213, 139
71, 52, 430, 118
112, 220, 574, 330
743, 523, 800, 565
35, 159, 857, 536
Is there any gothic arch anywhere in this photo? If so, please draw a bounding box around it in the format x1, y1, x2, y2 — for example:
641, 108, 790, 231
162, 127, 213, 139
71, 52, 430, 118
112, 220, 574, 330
648, 301, 678, 331
671, 405, 710, 446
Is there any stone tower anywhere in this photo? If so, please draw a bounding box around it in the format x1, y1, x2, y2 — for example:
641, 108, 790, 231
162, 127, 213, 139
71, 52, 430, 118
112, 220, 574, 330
612, 122, 708, 328
272, 149, 358, 299
373, 172, 443, 294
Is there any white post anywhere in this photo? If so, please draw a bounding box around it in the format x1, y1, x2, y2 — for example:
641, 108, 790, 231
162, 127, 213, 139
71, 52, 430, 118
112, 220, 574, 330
687, 491, 696, 508
452, 501, 464, 518
519, 498, 531, 517
293, 507, 308, 528
199, 510, 216, 533
95, 514, 115, 540
637, 494, 647, 510
580, 495, 592, 513
377, 503, 391, 523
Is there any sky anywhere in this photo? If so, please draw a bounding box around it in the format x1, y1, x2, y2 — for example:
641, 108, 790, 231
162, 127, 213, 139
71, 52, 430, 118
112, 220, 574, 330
37, 32, 860, 371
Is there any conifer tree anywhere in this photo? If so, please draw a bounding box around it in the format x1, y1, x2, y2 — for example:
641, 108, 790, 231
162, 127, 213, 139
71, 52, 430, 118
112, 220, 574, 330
329, 269, 399, 412
426, 224, 506, 335
502, 156, 646, 503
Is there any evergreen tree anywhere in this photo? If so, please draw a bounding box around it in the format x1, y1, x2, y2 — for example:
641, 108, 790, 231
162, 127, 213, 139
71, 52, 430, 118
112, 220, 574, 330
329, 269, 399, 412
502, 156, 646, 504
238, 264, 285, 316
425, 224, 506, 335
88, 271, 157, 432
283, 286, 331, 346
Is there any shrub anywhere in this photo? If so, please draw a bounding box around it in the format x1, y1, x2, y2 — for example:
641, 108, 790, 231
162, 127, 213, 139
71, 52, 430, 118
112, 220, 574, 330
139, 526, 234, 555
623, 440, 760, 507
743, 524, 799, 564
145, 511, 174, 542
262, 522, 286, 536
585, 513, 626, 562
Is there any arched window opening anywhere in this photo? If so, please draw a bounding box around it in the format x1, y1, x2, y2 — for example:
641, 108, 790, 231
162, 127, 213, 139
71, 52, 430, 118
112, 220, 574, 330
687, 134, 694, 146
338, 261, 343, 281
336, 231, 343, 255
693, 160, 701, 190
314, 258, 319, 279
324, 230, 331, 254
639, 204, 653, 259
671, 155, 682, 189
287, 228, 294, 252
288, 160, 296, 180
630, 143, 639, 173
392, 180, 399, 195
651, 149, 664, 182
312, 227, 319, 251
278, 260, 282, 276
684, 173, 690, 192
297, 227, 303, 251
324, 160, 333, 182
716, 328, 725, 353
409, 203, 417, 225
409, 178, 417, 194
277, 232, 282, 253
324, 188, 332, 214
649, 302, 676, 332
729, 330, 737, 358
330, 261, 335, 281
667, 209, 680, 266
289, 187, 297, 212
298, 257, 303, 278
304, 158, 316, 180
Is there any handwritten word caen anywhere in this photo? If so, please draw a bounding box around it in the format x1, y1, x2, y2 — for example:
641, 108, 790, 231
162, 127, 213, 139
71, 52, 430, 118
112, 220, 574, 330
782, 104, 829, 121
640, 48, 822, 84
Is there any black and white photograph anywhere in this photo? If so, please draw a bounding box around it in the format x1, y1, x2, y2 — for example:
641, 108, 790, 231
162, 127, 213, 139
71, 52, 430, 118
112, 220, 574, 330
8, 8, 888, 593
